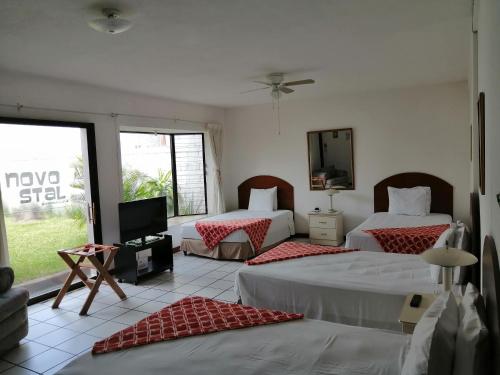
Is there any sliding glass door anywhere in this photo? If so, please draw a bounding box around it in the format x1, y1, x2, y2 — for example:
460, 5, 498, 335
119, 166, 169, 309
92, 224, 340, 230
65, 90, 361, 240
0, 118, 101, 299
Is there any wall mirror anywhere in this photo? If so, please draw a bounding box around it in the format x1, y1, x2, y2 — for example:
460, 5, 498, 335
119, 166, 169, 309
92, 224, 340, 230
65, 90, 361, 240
307, 128, 354, 190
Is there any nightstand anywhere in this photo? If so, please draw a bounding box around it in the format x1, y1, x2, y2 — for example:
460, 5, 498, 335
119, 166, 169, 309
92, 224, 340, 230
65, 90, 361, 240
399, 293, 437, 334
308, 211, 343, 246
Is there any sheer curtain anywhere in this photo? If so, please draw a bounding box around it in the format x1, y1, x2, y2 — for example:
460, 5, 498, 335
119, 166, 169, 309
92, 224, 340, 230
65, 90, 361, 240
0, 187, 9, 266
205, 123, 225, 214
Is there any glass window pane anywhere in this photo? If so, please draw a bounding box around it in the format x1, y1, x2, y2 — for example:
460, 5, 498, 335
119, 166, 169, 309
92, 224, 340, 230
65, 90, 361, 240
119, 133, 174, 217
174, 134, 206, 215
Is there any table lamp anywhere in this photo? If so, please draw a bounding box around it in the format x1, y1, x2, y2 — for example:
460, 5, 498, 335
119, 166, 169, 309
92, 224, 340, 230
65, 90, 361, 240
421, 244, 478, 292
326, 186, 344, 213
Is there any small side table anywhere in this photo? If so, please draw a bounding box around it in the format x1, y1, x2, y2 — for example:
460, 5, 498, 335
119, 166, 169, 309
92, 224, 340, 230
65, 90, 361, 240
52, 244, 127, 315
398, 293, 437, 334
308, 211, 343, 246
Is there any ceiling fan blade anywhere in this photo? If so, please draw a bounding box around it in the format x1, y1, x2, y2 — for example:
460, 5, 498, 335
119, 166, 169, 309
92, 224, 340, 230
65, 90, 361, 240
240, 87, 269, 94
252, 80, 272, 86
283, 79, 315, 86
279, 86, 295, 94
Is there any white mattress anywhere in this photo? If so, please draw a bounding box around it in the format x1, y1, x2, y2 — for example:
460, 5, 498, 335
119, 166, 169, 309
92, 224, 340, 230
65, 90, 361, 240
181, 209, 295, 247
345, 212, 453, 252
57, 318, 409, 375
235, 250, 442, 331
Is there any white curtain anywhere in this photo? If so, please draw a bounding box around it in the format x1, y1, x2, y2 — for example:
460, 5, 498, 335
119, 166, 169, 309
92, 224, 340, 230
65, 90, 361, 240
205, 123, 225, 214
0, 187, 10, 266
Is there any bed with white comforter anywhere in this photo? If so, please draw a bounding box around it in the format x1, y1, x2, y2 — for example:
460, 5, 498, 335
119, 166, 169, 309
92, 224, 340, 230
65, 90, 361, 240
57, 318, 408, 375
236, 250, 444, 331
180, 209, 295, 260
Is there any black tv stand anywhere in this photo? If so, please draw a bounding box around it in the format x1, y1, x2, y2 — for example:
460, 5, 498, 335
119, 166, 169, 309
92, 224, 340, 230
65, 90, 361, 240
114, 234, 173, 285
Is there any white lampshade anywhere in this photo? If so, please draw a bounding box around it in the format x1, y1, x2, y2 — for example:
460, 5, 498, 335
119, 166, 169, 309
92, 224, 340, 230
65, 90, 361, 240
421, 247, 478, 267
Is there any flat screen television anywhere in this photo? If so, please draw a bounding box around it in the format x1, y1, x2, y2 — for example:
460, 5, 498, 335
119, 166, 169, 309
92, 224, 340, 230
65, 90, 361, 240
119, 196, 168, 243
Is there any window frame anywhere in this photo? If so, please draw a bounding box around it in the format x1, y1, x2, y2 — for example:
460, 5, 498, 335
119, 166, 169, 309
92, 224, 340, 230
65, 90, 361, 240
119, 130, 208, 218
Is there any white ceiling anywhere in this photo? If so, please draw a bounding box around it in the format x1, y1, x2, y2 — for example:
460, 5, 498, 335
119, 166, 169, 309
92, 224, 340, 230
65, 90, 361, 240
0, 0, 471, 107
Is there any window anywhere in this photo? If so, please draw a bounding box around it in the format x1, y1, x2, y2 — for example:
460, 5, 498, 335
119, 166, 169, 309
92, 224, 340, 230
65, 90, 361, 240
119, 132, 207, 218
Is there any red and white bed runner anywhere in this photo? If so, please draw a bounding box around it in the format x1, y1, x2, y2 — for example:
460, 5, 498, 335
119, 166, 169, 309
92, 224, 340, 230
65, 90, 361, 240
363, 224, 450, 254
92, 296, 302, 355
246, 241, 358, 265
195, 218, 272, 251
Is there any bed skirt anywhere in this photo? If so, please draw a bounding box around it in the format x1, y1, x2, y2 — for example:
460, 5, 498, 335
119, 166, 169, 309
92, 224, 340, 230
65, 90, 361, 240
180, 238, 287, 260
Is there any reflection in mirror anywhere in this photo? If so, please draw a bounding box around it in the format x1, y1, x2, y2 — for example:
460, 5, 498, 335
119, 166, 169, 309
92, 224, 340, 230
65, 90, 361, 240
307, 128, 354, 190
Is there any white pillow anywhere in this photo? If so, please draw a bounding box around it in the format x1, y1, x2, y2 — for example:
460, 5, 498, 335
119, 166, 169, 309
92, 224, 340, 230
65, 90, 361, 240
402, 292, 459, 375
248, 188, 275, 211
453, 283, 489, 375
388, 186, 429, 216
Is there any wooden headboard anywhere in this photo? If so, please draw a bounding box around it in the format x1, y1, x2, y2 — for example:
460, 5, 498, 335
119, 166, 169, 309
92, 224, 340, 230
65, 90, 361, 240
238, 175, 294, 211
471, 192, 481, 287
482, 235, 500, 375
373, 172, 453, 216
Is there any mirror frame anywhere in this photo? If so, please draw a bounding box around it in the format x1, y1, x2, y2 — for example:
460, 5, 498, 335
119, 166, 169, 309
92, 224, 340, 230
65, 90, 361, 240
307, 127, 355, 191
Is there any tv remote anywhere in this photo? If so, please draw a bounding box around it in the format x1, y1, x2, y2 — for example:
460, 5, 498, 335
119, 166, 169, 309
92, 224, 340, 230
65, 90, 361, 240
410, 294, 422, 308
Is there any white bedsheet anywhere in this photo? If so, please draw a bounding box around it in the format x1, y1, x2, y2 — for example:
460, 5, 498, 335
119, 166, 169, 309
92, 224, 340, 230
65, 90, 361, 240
345, 212, 453, 252
236, 250, 442, 331
57, 319, 409, 375
181, 209, 295, 247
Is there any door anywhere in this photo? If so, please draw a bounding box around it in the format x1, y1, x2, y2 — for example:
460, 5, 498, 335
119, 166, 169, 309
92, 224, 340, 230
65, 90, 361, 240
0, 117, 101, 299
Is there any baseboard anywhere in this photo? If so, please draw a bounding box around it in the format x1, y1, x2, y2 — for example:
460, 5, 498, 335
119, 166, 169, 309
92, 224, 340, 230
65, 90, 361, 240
292, 233, 309, 238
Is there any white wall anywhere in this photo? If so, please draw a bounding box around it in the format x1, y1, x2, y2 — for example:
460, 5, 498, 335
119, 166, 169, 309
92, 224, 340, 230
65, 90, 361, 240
223, 82, 470, 234
476, 0, 500, 247
0, 71, 224, 245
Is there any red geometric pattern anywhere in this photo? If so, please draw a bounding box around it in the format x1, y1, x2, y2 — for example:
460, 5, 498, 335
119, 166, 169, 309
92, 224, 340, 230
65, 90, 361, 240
92, 296, 303, 355
246, 241, 359, 265
364, 224, 450, 254
195, 218, 272, 251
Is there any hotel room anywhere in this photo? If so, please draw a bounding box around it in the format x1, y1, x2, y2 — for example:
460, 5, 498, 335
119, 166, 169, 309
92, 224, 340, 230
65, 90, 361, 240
0, 0, 499, 374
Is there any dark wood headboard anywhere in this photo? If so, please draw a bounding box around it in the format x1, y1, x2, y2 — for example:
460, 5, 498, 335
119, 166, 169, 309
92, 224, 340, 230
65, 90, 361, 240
373, 172, 453, 216
238, 175, 294, 211
482, 235, 500, 375
471, 192, 481, 287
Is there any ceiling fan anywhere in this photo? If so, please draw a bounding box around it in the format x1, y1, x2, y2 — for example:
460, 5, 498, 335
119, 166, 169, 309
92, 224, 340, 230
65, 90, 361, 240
241, 73, 315, 98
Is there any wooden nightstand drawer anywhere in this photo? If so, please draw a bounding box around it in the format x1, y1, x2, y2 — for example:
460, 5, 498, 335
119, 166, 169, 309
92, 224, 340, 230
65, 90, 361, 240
311, 239, 339, 246
310, 215, 337, 229
310, 227, 337, 240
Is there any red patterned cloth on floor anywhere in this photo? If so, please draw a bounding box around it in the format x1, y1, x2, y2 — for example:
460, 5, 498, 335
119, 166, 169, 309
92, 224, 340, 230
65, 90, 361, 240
364, 224, 450, 254
195, 218, 272, 251
245, 241, 359, 265
92, 296, 303, 355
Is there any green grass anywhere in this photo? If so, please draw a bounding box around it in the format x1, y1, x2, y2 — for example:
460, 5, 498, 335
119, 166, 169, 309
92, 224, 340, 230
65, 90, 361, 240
5, 216, 87, 284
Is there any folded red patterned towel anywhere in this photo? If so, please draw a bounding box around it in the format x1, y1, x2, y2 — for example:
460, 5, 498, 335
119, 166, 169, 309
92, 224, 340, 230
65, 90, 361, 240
92, 296, 303, 355
246, 241, 358, 265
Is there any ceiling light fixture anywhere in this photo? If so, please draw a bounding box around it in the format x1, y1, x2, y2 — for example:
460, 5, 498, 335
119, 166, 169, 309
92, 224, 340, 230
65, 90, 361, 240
88, 8, 133, 34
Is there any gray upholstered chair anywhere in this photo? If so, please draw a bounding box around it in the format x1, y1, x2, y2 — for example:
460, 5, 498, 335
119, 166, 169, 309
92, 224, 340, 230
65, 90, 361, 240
0, 267, 29, 355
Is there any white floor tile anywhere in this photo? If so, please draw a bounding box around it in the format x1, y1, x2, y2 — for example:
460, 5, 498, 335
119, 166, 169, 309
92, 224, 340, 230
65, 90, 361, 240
55, 333, 98, 355
204, 270, 230, 279
154, 292, 188, 304
135, 288, 166, 300
112, 310, 149, 325
173, 284, 203, 295
189, 277, 218, 287
193, 287, 224, 299
1, 366, 38, 375
32, 328, 79, 347
21, 348, 74, 373
90, 305, 130, 320
208, 280, 234, 291
42, 357, 75, 375
2, 341, 50, 364
28, 308, 67, 322
45, 311, 83, 327
86, 321, 128, 339
25, 323, 59, 340
0, 359, 13, 372
134, 301, 167, 314
112, 296, 149, 309
215, 290, 239, 302
64, 316, 106, 333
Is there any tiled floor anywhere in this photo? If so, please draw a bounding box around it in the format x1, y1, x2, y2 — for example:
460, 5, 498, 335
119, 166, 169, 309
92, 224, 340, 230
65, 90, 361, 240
1, 252, 242, 375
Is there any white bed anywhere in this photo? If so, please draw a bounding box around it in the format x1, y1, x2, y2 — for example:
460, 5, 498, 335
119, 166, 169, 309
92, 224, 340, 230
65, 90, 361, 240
236, 250, 444, 331
57, 318, 408, 375
345, 212, 453, 252
181, 209, 295, 245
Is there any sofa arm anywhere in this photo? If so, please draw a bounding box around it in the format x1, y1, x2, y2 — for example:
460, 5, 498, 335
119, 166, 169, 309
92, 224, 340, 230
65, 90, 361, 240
0, 267, 14, 294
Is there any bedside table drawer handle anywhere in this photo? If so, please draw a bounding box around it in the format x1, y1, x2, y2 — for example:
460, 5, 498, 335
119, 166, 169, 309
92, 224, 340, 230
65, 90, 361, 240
319, 221, 328, 224
321, 233, 328, 236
